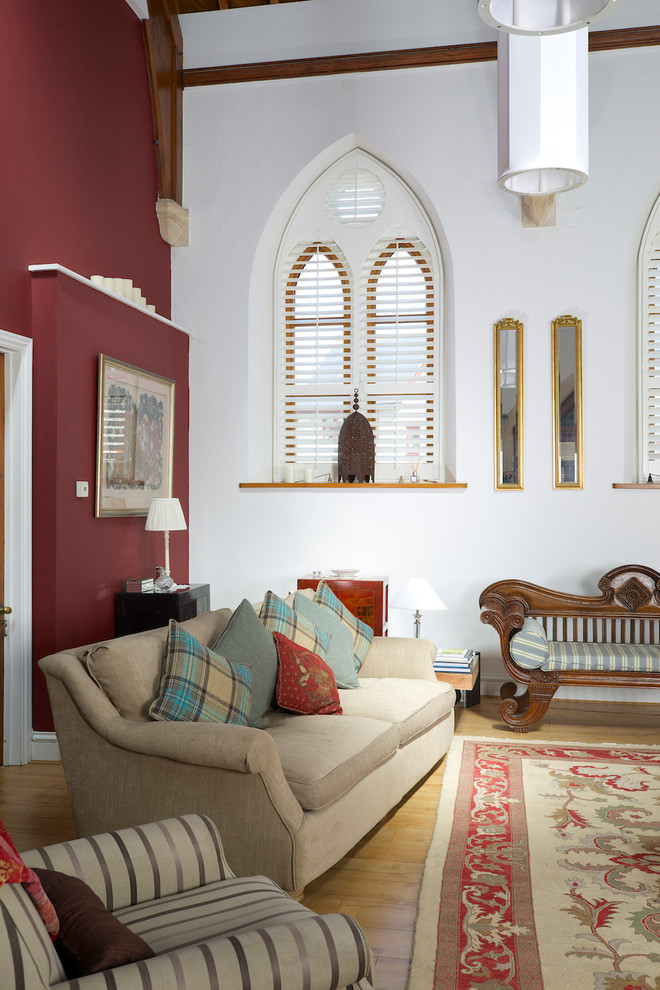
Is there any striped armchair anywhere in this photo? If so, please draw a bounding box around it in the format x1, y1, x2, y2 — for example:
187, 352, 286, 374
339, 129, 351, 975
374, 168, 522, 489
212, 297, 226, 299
1, 814, 373, 989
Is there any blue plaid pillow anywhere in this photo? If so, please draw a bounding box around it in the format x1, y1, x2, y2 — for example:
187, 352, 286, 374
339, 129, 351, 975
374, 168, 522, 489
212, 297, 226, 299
313, 581, 374, 672
149, 620, 251, 724
259, 591, 329, 660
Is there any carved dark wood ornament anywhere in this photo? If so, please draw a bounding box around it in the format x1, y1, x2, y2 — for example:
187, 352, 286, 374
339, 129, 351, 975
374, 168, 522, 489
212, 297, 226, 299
615, 578, 651, 612
338, 390, 375, 483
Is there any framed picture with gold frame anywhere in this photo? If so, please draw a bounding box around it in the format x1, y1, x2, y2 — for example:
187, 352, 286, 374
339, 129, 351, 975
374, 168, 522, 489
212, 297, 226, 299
494, 317, 524, 490
552, 315, 583, 489
95, 355, 175, 517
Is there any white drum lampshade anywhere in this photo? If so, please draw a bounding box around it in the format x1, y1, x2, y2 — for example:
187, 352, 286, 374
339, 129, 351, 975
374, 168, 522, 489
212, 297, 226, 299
145, 497, 187, 591
478, 0, 618, 36
497, 28, 588, 196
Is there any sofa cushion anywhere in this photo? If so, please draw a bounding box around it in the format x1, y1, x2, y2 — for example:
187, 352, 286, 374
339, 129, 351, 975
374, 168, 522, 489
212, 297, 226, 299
33, 869, 154, 978
264, 712, 399, 810
114, 874, 317, 954
338, 677, 455, 746
543, 641, 660, 672
81, 608, 232, 720
213, 599, 278, 728
150, 621, 251, 725
260, 591, 330, 660
509, 617, 549, 669
293, 592, 359, 689
313, 580, 374, 671
273, 632, 342, 716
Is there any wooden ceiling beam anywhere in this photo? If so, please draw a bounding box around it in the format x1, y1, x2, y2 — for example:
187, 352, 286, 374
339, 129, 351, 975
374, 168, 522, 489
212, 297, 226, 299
183, 24, 660, 87
143, 0, 183, 203
143, 0, 188, 244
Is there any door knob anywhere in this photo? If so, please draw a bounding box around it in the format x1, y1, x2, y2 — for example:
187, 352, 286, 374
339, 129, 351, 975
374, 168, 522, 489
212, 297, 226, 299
0, 606, 12, 615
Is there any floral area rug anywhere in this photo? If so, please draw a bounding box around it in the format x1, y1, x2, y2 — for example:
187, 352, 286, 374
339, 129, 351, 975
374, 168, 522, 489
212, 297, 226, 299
407, 737, 660, 990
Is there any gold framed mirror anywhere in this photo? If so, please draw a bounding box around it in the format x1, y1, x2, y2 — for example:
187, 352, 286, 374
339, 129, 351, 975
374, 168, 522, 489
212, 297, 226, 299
552, 314, 583, 489
494, 317, 524, 490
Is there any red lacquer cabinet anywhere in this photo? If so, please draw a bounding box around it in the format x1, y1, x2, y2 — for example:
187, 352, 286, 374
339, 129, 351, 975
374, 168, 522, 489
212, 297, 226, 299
297, 575, 389, 635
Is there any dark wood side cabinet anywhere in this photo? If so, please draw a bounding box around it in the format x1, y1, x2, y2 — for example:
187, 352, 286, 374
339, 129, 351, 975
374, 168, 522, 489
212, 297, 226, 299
115, 584, 211, 636
296, 575, 389, 635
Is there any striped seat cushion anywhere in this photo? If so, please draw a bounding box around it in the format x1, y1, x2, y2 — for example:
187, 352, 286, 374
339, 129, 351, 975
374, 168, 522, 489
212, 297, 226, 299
115, 874, 316, 953
543, 642, 660, 672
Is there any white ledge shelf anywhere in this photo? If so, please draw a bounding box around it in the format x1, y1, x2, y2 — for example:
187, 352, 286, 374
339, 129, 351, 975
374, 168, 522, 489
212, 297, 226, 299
28, 264, 192, 336
239, 482, 468, 490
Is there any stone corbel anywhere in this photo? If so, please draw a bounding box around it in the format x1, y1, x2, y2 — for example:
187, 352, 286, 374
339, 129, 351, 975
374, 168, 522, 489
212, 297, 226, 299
156, 198, 189, 247
521, 194, 556, 228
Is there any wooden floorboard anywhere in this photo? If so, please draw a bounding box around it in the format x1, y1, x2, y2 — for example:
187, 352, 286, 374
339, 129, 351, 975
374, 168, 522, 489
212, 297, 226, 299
1, 696, 658, 989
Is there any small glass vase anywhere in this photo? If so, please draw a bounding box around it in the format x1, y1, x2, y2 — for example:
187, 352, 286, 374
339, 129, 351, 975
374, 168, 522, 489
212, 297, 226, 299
154, 566, 175, 593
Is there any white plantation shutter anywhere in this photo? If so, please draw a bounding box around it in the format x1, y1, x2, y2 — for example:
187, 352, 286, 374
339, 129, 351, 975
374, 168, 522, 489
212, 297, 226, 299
280, 244, 353, 468
363, 240, 436, 470
640, 201, 660, 479
275, 150, 442, 481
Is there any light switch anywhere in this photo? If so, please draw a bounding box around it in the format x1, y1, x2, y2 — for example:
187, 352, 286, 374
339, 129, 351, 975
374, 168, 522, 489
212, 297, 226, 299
76, 481, 89, 498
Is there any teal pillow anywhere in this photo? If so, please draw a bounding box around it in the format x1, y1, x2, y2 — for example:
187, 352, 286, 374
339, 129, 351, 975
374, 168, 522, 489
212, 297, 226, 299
509, 617, 549, 669
293, 592, 360, 689
213, 599, 278, 728
313, 580, 374, 671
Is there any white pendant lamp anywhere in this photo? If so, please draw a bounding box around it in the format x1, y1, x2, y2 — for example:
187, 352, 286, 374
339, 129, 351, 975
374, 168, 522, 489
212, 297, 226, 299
478, 0, 619, 36
497, 28, 588, 196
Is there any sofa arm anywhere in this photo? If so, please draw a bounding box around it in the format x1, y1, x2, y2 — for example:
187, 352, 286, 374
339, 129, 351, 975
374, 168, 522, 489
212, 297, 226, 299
358, 635, 436, 681
23, 815, 232, 911
60, 913, 374, 990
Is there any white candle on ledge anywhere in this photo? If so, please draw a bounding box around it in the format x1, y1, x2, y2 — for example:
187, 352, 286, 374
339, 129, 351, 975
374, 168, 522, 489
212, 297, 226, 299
284, 464, 296, 484
304, 467, 314, 484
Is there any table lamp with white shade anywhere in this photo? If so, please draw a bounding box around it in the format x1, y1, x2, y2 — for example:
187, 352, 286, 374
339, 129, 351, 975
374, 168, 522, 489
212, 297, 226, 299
391, 578, 447, 638
145, 497, 187, 592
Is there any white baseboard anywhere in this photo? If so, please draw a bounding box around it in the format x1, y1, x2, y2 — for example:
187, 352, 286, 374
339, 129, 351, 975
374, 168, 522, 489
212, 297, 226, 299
480, 673, 660, 706
30, 731, 60, 762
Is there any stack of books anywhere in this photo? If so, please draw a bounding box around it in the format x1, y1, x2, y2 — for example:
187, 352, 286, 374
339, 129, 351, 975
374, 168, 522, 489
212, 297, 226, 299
433, 648, 477, 674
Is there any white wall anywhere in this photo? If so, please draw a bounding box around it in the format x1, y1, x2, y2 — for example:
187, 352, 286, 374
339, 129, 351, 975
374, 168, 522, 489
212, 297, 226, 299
172, 26, 660, 701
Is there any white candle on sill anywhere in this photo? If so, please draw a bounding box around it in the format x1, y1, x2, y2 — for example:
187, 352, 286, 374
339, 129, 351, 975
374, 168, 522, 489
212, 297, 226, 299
284, 464, 296, 484
304, 467, 314, 484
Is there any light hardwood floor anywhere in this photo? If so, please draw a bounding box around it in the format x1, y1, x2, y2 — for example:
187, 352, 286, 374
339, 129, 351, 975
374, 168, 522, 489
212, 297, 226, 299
1, 696, 658, 990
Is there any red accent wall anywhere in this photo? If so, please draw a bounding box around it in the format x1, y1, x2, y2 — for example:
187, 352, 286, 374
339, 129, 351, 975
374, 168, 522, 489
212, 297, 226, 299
0, 2, 185, 731
31, 272, 189, 731
0, 1, 171, 332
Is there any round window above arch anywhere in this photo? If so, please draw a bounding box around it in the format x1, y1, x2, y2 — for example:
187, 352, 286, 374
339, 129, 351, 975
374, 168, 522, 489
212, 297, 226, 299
326, 168, 386, 227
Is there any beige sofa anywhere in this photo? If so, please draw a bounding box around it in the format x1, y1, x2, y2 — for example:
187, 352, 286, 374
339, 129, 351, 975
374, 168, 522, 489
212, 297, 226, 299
39, 606, 455, 894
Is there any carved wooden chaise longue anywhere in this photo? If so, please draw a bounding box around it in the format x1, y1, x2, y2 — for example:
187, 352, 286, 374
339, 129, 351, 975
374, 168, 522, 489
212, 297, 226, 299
479, 564, 660, 731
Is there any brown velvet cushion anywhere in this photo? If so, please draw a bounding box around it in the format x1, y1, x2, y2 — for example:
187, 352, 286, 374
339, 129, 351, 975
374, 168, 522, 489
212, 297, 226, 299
33, 869, 154, 978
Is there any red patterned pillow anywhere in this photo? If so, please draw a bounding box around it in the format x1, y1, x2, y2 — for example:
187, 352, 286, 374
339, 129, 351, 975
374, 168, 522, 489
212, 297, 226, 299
0, 821, 59, 940
273, 632, 342, 715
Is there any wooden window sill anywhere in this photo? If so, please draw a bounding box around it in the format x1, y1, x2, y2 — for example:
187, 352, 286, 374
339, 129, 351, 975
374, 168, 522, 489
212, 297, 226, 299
612, 483, 660, 489
239, 482, 467, 489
